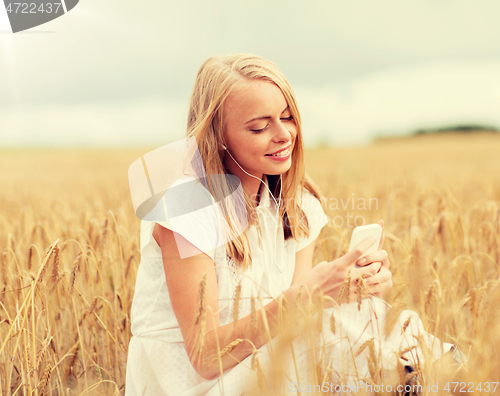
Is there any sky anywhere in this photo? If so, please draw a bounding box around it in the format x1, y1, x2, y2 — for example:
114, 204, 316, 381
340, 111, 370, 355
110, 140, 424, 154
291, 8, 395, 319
1, 0, 500, 147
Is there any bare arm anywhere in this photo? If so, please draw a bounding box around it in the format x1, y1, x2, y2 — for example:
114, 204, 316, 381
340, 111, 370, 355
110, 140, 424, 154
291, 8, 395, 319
291, 238, 316, 285
154, 223, 380, 380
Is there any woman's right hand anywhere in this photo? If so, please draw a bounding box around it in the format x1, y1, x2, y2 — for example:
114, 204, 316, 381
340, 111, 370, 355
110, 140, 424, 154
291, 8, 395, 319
295, 235, 380, 305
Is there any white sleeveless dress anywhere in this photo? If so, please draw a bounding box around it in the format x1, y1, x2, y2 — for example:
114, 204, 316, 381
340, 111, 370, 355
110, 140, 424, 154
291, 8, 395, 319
125, 179, 454, 395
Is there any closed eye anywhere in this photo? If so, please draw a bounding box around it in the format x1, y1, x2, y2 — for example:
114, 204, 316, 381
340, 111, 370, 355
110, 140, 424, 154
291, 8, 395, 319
251, 125, 268, 133
250, 115, 293, 133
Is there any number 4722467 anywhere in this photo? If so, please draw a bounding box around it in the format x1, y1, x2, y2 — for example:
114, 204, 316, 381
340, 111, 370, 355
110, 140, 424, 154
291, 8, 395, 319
5, 3, 62, 14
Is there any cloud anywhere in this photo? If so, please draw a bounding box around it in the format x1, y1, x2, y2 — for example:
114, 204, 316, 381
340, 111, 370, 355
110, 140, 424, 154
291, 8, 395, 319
1, 60, 499, 148
296, 60, 500, 146
0, 98, 188, 147
2, 0, 500, 107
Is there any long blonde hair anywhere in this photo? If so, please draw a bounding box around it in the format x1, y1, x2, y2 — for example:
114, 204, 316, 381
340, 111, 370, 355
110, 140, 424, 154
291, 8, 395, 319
186, 54, 323, 269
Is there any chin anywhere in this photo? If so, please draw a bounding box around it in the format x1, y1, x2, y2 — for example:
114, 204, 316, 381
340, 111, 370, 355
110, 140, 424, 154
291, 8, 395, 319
267, 162, 292, 176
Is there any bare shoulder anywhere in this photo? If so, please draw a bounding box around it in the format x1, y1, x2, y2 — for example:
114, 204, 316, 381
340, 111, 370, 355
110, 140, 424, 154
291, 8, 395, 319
152, 222, 174, 249
153, 222, 210, 261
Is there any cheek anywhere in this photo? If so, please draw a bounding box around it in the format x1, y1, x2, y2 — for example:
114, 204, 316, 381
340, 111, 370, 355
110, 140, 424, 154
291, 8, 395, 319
237, 134, 277, 161
249, 136, 269, 154
290, 126, 298, 143
235, 138, 265, 162
253, 143, 268, 159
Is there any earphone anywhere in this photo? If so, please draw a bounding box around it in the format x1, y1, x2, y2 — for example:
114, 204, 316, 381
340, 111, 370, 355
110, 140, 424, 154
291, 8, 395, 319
223, 144, 286, 296
222, 144, 282, 219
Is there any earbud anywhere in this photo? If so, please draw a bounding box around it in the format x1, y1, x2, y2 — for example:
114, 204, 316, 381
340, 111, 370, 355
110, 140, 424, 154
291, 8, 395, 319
223, 146, 281, 219
222, 143, 283, 283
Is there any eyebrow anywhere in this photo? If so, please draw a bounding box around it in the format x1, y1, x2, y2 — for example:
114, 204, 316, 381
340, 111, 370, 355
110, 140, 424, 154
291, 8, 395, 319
244, 105, 289, 125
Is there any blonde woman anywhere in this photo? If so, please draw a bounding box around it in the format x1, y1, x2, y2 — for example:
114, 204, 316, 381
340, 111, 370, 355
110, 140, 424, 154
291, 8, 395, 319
126, 54, 456, 396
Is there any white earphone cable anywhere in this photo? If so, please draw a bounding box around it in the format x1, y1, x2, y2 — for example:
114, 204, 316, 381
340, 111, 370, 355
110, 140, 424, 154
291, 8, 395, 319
223, 145, 286, 295
224, 146, 282, 216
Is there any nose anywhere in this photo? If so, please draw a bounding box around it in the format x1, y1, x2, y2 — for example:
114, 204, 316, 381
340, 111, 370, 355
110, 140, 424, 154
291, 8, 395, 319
273, 121, 292, 143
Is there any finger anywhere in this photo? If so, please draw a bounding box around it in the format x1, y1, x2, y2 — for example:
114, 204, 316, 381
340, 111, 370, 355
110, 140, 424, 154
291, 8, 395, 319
381, 256, 390, 270
370, 279, 393, 297
353, 262, 380, 279
341, 235, 379, 267
366, 279, 393, 297
365, 269, 392, 286
367, 257, 391, 272
377, 219, 385, 250
376, 254, 390, 271
351, 277, 392, 300
369, 261, 383, 275
356, 250, 388, 266
349, 290, 362, 303
355, 262, 383, 279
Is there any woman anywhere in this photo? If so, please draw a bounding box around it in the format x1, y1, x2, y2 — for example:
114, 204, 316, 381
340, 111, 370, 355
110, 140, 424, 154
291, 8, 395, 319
126, 54, 454, 395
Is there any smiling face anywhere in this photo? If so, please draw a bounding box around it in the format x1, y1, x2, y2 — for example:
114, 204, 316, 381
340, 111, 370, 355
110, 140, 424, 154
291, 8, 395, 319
222, 78, 297, 196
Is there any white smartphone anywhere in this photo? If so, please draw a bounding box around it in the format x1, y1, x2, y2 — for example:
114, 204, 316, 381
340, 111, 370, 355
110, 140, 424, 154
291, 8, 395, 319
348, 223, 383, 259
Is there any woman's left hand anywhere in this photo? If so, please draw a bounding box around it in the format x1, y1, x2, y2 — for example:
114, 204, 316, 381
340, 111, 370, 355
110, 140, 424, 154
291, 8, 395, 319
354, 220, 393, 298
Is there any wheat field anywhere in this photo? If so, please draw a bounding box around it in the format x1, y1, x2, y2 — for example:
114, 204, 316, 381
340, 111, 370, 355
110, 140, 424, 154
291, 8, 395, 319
0, 133, 499, 395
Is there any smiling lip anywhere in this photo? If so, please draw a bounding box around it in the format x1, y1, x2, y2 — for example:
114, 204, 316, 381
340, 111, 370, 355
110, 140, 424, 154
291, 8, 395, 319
266, 147, 292, 162
265, 145, 292, 156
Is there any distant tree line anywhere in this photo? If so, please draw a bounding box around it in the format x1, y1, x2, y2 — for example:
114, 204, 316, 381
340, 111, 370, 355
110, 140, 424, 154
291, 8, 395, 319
413, 124, 499, 135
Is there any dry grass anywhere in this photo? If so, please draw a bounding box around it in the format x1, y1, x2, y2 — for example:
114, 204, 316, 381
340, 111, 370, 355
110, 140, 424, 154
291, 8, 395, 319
0, 133, 499, 394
